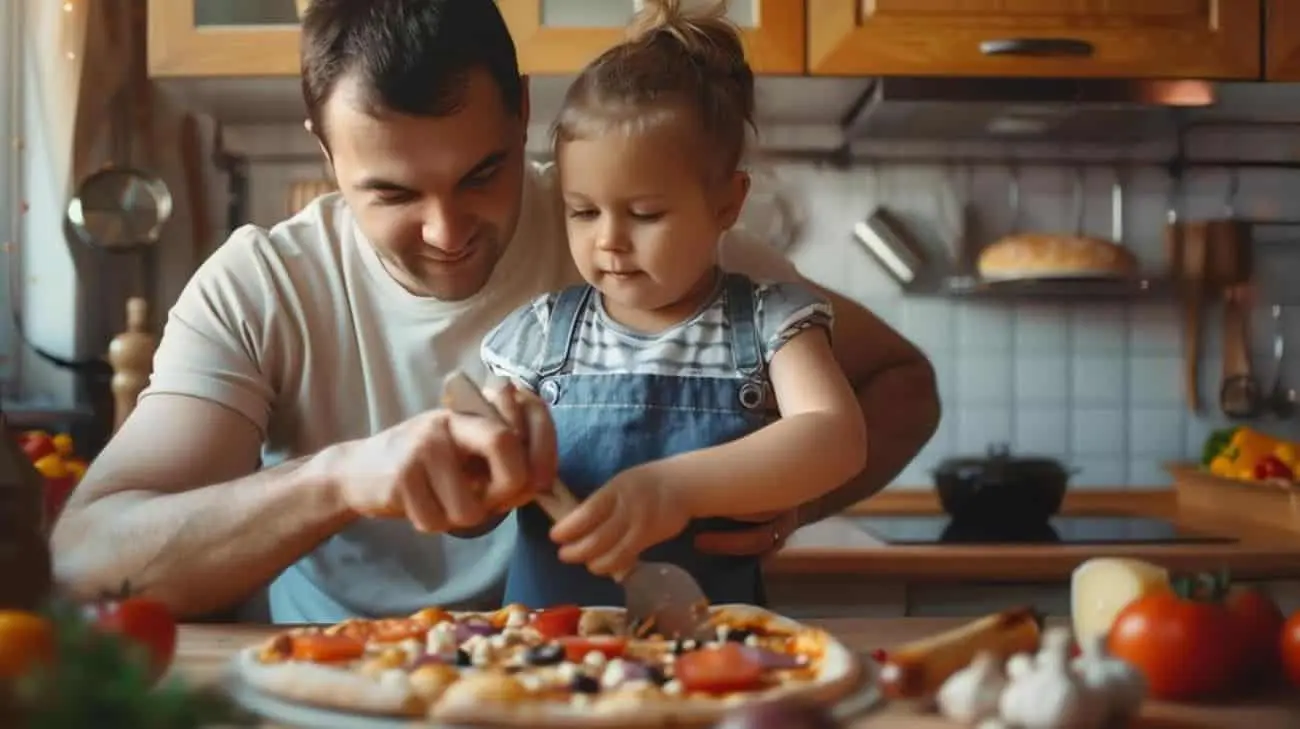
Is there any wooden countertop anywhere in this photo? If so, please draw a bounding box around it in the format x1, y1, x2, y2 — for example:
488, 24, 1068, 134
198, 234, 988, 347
768, 481, 1300, 583
171, 618, 1300, 728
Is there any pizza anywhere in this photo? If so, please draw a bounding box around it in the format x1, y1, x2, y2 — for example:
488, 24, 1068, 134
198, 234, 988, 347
233, 603, 864, 726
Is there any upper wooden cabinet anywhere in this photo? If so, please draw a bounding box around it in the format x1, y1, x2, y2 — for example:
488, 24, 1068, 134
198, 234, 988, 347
149, 0, 301, 77
808, 0, 1263, 79
149, 0, 805, 78
499, 1, 806, 74
1266, 0, 1300, 80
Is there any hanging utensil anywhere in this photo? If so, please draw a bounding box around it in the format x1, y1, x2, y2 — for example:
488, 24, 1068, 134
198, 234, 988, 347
1164, 173, 1209, 413
440, 371, 712, 640
1210, 170, 1260, 419
1267, 305, 1297, 419
851, 163, 929, 288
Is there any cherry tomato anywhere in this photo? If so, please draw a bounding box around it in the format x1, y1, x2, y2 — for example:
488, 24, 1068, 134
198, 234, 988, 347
1225, 586, 1286, 680
531, 604, 582, 640
1107, 591, 1241, 700
0, 610, 56, 680
559, 635, 627, 663
291, 634, 366, 662
1282, 611, 1300, 689
19, 432, 56, 462
87, 595, 177, 681
675, 643, 765, 694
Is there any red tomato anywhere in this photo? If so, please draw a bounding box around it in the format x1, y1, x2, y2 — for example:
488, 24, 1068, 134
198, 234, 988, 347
20, 432, 56, 462
1225, 586, 1286, 680
87, 595, 177, 681
531, 604, 581, 639
1282, 611, 1300, 689
1107, 591, 1241, 700
291, 634, 366, 662
559, 635, 627, 663
675, 643, 765, 693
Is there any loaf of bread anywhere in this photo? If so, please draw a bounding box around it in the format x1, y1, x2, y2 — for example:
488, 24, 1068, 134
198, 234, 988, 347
977, 233, 1137, 279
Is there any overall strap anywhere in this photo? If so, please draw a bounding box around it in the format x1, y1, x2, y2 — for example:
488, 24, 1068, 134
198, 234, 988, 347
723, 272, 763, 377
537, 285, 594, 376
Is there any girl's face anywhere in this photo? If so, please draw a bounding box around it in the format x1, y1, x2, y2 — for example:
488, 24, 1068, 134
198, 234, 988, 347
556, 115, 749, 332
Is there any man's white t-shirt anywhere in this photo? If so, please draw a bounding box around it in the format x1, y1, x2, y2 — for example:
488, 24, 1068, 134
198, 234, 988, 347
141, 162, 800, 623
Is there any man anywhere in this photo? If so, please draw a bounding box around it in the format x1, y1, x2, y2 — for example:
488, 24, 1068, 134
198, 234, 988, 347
51, 0, 939, 623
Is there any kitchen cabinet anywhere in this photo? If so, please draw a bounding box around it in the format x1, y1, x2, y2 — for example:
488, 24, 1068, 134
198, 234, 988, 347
498, 0, 805, 75
149, 0, 805, 78
1266, 0, 1300, 80
807, 0, 1263, 80
149, 0, 302, 77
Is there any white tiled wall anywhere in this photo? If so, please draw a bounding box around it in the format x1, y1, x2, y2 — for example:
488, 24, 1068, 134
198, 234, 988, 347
221, 121, 1300, 491
761, 157, 1300, 489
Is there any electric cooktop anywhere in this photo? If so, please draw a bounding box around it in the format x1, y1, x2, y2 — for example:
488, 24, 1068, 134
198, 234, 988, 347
852, 515, 1237, 545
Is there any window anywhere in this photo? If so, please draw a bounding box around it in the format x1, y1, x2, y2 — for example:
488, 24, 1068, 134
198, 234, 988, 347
0, 0, 20, 393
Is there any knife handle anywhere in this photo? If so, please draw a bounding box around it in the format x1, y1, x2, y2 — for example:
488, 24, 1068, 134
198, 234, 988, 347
440, 371, 580, 522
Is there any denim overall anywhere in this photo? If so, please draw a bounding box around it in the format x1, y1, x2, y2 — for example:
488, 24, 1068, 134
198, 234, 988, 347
503, 273, 778, 609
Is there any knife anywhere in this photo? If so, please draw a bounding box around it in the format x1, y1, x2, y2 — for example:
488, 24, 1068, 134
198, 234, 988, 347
440, 370, 712, 640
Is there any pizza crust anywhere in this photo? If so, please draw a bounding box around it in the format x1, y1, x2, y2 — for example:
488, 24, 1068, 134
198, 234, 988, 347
232, 604, 864, 727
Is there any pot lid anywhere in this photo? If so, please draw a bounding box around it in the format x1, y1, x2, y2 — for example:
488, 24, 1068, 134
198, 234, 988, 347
935, 443, 1069, 473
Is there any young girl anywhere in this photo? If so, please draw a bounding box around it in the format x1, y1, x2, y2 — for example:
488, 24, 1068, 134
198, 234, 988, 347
481, 0, 868, 608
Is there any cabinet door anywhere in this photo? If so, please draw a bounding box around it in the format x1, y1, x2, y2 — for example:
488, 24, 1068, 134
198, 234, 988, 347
1266, 0, 1300, 80
149, 0, 301, 77
808, 0, 1262, 79
498, 0, 805, 74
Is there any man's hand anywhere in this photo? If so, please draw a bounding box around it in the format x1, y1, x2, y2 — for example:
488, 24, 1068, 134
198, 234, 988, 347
482, 381, 559, 512
549, 465, 690, 579
322, 405, 551, 533
694, 509, 800, 560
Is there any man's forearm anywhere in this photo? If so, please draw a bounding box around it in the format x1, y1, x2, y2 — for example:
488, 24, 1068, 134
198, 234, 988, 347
51, 455, 355, 618
799, 358, 941, 526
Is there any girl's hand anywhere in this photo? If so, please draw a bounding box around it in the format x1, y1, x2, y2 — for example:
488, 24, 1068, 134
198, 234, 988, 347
548, 465, 690, 579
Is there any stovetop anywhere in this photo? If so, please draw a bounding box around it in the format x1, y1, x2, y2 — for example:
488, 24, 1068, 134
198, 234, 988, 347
852, 515, 1237, 545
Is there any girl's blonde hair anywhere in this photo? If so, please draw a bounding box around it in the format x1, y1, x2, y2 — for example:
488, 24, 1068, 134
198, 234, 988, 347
552, 0, 755, 180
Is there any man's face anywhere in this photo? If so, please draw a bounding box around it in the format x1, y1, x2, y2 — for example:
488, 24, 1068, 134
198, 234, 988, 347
318, 69, 529, 300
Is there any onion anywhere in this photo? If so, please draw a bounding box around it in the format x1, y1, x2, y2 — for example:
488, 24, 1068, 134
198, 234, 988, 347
411, 652, 451, 668
738, 645, 804, 670
455, 619, 496, 643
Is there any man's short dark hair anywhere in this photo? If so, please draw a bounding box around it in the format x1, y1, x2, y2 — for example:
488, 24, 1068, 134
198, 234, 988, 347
301, 0, 523, 142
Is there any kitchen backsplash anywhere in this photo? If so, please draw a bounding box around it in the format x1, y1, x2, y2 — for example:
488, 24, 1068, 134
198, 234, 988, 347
225, 124, 1300, 491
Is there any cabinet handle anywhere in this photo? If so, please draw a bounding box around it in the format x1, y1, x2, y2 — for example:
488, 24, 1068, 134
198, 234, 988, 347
979, 38, 1095, 58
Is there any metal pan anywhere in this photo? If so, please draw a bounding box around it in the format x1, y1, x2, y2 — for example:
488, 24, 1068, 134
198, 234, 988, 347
66, 165, 173, 253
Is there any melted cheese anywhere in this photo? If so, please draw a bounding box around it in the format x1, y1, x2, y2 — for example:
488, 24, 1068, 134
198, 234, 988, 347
1070, 557, 1171, 644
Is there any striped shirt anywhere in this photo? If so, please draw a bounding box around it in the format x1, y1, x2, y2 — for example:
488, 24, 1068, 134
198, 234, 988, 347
480, 273, 833, 390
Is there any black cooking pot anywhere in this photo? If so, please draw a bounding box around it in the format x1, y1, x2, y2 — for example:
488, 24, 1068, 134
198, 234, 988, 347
932, 444, 1074, 524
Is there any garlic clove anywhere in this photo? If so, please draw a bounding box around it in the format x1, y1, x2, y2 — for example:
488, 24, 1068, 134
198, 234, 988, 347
1006, 652, 1035, 680
937, 650, 1007, 725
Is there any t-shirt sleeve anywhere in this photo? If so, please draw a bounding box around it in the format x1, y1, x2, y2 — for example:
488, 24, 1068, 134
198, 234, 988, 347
140, 226, 282, 435
480, 294, 554, 392
753, 281, 834, 363
717, 227, 801, 283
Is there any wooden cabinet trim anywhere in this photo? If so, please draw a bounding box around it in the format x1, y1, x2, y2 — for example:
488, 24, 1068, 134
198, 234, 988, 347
807, 0, 1263, 80
148, 0, 300, 78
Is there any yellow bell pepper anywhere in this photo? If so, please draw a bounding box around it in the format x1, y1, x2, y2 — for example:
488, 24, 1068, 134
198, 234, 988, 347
32, 454, 68, 479
1274, 443, 1298, 470
1204, 426, 1300, 481
51, 433, 74, 458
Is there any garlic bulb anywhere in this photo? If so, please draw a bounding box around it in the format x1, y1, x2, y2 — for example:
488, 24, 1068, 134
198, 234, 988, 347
1005, 652, 1036, 681
937, 650, 1007, 724
1071, 633, 1146, 724
1000, 628, 1105, 729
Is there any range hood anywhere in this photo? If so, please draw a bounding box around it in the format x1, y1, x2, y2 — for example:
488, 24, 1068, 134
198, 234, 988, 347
841, 76, 1217, 144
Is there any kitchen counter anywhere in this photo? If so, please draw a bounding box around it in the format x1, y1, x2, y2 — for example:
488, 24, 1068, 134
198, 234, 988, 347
769, 483, 1300, 584
170, 618, 1300, 727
